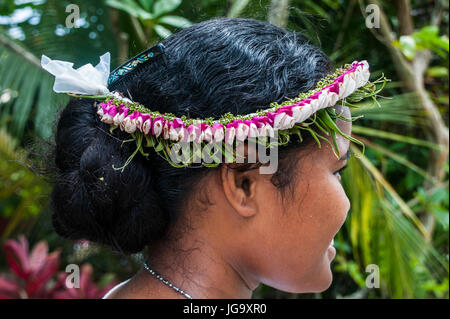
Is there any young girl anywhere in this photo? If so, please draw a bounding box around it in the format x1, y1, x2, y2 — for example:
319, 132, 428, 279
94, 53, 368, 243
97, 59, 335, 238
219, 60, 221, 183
42, 17, 374, 299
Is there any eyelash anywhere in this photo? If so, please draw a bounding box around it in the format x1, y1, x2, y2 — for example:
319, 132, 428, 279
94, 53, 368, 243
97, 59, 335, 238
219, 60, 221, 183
334, 165, 348, 176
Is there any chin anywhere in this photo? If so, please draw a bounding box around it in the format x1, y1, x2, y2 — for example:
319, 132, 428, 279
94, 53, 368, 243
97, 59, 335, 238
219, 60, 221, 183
309, 272, 333, 293
296, 262, 334, 293
274, 267, 334, 294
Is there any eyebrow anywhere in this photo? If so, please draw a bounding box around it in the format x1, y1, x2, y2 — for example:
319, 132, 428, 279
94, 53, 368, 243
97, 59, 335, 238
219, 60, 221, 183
339, 150, 351, 161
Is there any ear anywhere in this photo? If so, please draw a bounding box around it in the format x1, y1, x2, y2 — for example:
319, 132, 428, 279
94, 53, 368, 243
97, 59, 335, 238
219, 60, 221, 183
220, 164, 260, 218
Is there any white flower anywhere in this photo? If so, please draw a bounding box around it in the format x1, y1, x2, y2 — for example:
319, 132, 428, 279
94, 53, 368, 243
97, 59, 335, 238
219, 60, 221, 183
362, 68, 370, 85
355, 69, 366, 88
355, 61, 370, 87
258, 124, 275, 138
292, 106, 312, 123
339, 73, 357, 99
225, 126, 236, 144
274, 113, 286, 129
326, 88, 340, 106
135, 115, 144, 131
169, 127, 179, 141
101, 113, 114, 124
236, 123, 250, 141
162, 121, 170, 139
309, 98, 320, 113
257, 124, 267, 137
113, 112, 125, 126
203, 126, 213, 143
274, 113, 295, 130
176, 127, 187, 142
110, 91, 133, 104
265, 125, 275, 137
97, 107, 104, 117
213, 125, 224, 143
153, 119, 163, 138
142, 119, 152, 135
187, 125, 202, 143
122, 116, 137, 134
248, 122, 259, 138
317, 91, 331, 110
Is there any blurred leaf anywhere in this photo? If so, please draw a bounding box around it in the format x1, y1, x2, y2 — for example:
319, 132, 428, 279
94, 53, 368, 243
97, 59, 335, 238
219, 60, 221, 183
397, 36, 416, 60
153, 0, 182, 18
227, 0, 251, 18
153, 24, 172, 39
138, 0, 154, 12
158, 15, 192, 28
427, 66, 449, 78
352, 126, 443, 151
106, 0, 153, 19
394, 25, 449, 60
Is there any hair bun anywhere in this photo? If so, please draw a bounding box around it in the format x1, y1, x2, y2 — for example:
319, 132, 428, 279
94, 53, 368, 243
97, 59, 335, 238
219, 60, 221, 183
50, 98, 169, 254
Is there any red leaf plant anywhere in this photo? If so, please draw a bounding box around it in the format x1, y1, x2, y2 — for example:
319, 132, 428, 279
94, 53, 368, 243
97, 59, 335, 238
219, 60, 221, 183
0, 235, 117, 299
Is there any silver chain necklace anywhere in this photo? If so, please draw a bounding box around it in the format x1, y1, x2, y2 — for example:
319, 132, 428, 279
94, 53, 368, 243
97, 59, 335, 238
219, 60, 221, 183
143, 261, 193, 299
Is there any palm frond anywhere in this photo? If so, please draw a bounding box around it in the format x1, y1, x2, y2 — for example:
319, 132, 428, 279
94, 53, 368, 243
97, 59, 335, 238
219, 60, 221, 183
0, 31, 68, 139
351, 92, 429, 126
341, 150, 448, 298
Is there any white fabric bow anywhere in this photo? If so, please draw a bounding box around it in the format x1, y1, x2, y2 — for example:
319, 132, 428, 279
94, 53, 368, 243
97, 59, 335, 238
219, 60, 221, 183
40, 52, 111, 96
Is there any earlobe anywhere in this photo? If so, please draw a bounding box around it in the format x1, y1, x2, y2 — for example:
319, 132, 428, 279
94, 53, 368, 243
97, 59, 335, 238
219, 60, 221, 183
220, 165, 259, 218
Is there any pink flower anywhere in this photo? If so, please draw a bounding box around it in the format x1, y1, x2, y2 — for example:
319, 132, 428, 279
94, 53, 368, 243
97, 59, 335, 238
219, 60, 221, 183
0, 236, 118, 299
276, 106, 293, 117
50, 264, 117, 299
171, 118, 184, 128
1, 235, 60, 298
326, 87, 340, 106
100, 106, 116, 124
118, 105, 129, 116
187, 124, 202, 143
107, 105, 118, 117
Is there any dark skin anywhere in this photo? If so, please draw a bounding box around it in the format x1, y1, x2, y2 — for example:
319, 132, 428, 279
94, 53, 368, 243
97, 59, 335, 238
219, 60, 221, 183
105, 106, 352, 299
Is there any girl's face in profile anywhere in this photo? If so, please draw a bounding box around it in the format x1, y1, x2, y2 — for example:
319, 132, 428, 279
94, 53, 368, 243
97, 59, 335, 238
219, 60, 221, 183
237, 106, 352, 294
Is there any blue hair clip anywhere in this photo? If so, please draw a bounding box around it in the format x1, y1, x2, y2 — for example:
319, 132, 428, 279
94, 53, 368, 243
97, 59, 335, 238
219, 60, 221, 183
107, 43, 166, 86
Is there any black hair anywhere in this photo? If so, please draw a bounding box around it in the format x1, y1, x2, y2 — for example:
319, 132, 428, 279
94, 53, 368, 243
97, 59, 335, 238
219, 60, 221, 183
44, 17, 333, 254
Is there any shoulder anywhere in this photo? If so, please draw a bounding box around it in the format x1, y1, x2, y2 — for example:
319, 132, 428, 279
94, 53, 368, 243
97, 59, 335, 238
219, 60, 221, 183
102, 278, 132, 299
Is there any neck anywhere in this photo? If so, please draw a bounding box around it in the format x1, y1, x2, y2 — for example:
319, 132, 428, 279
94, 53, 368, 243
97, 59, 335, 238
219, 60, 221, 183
142, 227, 256, 299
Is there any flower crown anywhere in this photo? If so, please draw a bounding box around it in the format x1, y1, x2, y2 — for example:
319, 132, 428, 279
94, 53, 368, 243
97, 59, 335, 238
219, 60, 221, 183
41, 43, 389, 171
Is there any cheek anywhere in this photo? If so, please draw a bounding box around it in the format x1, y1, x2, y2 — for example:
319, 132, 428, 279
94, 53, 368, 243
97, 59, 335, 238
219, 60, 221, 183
265, 175, 350, 291
306, 175, 350, 242
243, 173, 350, 293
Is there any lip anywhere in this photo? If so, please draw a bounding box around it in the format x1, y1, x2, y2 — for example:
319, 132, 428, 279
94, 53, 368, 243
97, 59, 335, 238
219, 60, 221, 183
327, 245, 336, 260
